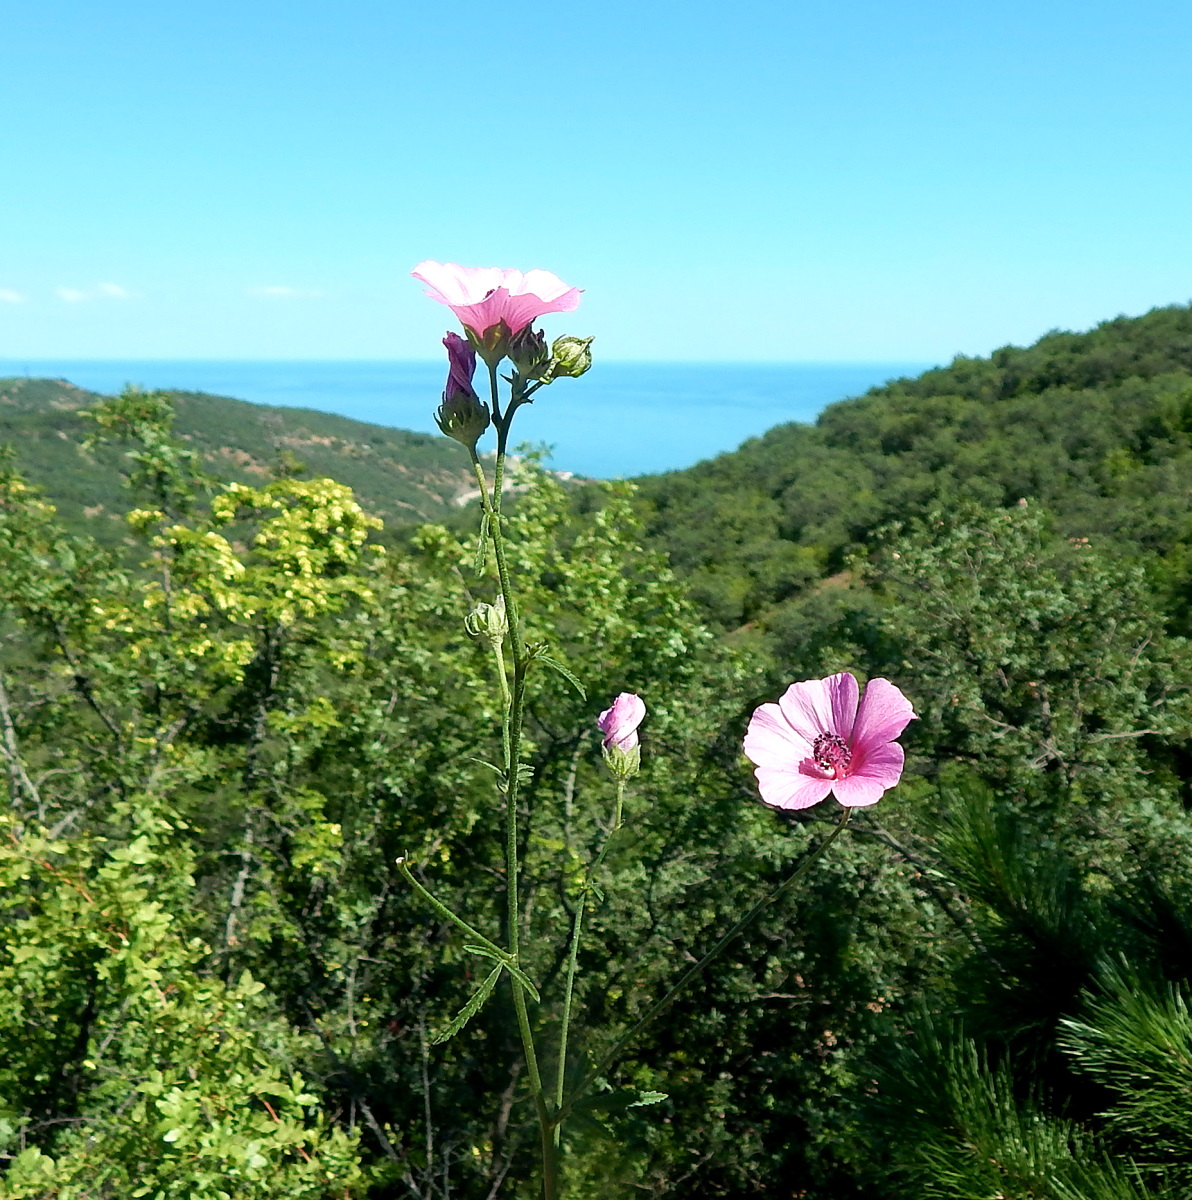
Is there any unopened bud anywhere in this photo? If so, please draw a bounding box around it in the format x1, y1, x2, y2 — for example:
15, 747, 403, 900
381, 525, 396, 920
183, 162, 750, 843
436, 332, 491, 449
436, 392, 491, 450
602, 742, 640, 780
597, 692, 644, 779
464, 594, 508, 644
548, 335, 594, 380
466, 321, 512, 369
508, 326, 551, 381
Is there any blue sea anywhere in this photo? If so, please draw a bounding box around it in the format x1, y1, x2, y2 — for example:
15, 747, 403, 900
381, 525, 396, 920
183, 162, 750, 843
0, 360, 931, 478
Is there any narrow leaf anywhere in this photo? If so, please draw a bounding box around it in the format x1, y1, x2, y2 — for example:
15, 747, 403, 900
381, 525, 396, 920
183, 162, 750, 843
629, 1091, 668, 1107
503, 961, 542, 1004
463, 943, 508, 964
461, 944, 541, 1003
538, 655, 587, 700
464, 756, 504, 777
431, 965, 502, 1044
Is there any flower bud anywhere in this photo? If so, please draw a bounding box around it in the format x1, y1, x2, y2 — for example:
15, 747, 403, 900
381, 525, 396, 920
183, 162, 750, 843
464, 594, 508, 645
549, 335, 594, 380
597, 692, 645, 779
435, 392, 491, 450
466, 320, 512, 369
602, 741, 640, 780
508, 326, 551, 381
443, 332, 477, 398
436, 333, 491, 450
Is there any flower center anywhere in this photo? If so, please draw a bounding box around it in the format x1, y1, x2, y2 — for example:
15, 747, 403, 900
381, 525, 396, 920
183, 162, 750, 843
812, 732, 851, 778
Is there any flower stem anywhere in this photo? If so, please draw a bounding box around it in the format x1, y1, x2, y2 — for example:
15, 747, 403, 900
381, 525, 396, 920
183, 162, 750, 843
557, 807, 853, 1125
481, 361, 557, 1198
553, 778, 627, 1146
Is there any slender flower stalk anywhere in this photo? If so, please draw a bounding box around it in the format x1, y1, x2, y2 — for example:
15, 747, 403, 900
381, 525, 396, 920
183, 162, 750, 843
470, 359, 560, 1195
554, 775, 628, 1146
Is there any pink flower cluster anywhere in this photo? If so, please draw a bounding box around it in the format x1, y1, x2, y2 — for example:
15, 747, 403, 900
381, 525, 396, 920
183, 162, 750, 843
744, 672, 915, 809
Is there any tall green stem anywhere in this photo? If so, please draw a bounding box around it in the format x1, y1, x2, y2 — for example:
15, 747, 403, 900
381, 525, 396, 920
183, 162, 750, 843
554, 779, 627, 1146
478, 366, 558, 1198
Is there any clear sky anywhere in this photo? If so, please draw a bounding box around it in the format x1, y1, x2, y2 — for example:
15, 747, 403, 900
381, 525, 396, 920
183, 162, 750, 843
2, 0, 1191, 362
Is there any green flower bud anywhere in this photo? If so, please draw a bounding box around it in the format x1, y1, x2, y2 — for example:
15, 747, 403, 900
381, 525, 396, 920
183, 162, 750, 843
601, 741, 641, 780
548, 335, 594, 380
466, 321, 512, 369
464, 594, 508, 645
508, 326, 552, 381
435, 392, 491, 451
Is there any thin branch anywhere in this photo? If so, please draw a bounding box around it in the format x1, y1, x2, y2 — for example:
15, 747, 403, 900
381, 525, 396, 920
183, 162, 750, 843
0, 671, 41, 814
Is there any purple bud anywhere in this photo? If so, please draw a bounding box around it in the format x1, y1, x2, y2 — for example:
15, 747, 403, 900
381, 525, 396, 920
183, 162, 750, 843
443, 331, 479, 402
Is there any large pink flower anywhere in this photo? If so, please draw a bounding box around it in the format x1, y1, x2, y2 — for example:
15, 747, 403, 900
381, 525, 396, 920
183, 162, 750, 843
411, 260, 582, 337
743, 672, 915, 810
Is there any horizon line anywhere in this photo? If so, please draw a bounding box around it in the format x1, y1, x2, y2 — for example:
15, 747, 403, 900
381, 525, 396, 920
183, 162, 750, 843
0, 355, 938, 367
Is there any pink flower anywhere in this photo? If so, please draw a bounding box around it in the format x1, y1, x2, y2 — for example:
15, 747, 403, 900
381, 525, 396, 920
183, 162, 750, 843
598, 692, 646, 752
411, 260, 582, 337
743, 672, 915, 810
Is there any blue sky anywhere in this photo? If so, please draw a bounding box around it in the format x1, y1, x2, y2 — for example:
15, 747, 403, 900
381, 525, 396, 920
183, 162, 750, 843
2, 0, 1191, 361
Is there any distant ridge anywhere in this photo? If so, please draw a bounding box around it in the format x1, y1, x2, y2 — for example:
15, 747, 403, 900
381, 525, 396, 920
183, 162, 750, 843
636, 304, 1192, 629
0, 376, 476, 540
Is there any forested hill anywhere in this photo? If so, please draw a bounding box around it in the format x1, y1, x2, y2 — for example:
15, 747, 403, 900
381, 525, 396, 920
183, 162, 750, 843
0, 375, 473, 538
636, 303, 1192, 629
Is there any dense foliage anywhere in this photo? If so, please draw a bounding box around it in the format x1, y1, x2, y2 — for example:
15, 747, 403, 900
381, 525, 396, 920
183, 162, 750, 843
4, 305, 1192, 1195
637, 303, 1192, 637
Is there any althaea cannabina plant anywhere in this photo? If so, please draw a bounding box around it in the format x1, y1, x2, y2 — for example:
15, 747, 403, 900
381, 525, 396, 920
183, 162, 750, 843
399, 262, 917, 1200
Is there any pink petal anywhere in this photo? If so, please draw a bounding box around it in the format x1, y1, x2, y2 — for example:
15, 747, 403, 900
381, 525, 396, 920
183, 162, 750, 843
851, 678, 916, 758
598, 692, 646, 750
833, 741, 905, 808
754, 765, 834, 811
496, 287, 583, 334
411, 261, 504, 306
449, 288, 515, 336
513, 268, 580, 302
411, 262, 583, 335
777, 672, 859, 742
743, 702, 813, 769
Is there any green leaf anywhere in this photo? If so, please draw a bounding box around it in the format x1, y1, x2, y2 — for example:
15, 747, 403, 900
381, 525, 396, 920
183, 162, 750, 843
503, 961, 542, 1003
464, 943, 507, 964
537, 654, 587, 700
463, 944, 541, 1003
630, 1091, 668, 1107
431, 964, 503, 1044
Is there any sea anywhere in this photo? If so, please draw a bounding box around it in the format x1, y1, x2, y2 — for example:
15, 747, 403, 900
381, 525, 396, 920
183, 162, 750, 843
0, 360, 932, 479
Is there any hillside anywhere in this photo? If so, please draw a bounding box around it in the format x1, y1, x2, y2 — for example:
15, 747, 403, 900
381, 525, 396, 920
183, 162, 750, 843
0, 375, 474, 540
637, 303, 1192, 630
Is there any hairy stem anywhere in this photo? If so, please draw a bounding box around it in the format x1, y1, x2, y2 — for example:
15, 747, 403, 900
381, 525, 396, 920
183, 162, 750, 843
554, 778, 628, 1144
484, 363, 555, 1197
